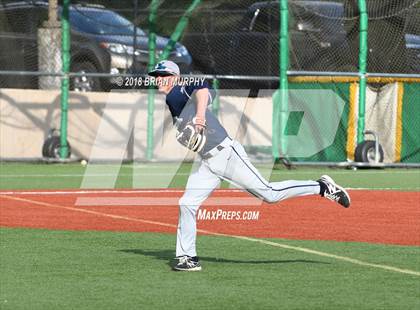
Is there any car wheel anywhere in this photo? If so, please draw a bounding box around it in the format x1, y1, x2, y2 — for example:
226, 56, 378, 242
71, 61, 101, 92
42, 136, 71, 159
354, 140, 384, 163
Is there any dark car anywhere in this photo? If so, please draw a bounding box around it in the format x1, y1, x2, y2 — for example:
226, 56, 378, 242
183, 1, 351, 86
183, 1, 419, 88
68, 4, 192, 91
0, 2, 192, 91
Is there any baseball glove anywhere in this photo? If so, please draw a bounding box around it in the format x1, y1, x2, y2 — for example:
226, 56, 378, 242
176, 124, 206, 152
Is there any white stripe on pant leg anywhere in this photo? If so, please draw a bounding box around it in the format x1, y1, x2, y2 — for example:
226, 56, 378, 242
268, 180, 320, 203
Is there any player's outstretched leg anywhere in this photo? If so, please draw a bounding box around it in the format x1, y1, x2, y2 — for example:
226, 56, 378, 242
217, 141, 351, 207
267, 175, 351, 207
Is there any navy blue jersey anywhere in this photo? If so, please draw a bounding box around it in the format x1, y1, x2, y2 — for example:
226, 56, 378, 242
165, 80, 228, 154
166, 81, 216, 119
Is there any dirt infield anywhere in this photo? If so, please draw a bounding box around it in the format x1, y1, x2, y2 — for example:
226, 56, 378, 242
0, 189, 419, 246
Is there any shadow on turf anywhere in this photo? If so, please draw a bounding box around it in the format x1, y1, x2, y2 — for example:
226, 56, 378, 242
120, 249, 330, 267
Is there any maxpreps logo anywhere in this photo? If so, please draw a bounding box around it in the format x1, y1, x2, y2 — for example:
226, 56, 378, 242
197, 209, 260, 221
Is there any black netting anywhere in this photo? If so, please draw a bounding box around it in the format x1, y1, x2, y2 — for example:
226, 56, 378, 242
289, 0, 357, 72
340, 0, 420, 73
180, 0, 419, 80
0, 2, 49, 88
0, 0, 419, 91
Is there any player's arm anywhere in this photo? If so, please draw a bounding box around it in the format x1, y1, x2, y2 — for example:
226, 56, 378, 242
194, 88, 208, 131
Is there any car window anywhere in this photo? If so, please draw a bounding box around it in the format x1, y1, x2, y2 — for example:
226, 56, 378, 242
0, 9, 13, 32
6, 8, 31, 33
1, 7, 48, 34
251, 8, 269, 32
69, 7, 145, 36
250, 5, 279, 34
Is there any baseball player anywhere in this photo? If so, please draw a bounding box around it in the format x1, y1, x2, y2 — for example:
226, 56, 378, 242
148, 60, 350, 272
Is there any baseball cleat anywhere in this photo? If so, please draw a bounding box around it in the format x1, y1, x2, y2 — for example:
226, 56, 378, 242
318, 175, 351, 208
173, 256, 202, 271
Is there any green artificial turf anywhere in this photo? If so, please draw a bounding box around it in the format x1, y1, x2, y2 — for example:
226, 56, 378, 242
0, 228, 419, 310
0, 162, 419, 190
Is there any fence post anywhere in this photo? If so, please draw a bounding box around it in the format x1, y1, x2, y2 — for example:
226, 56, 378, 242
357, 0, 368, 144
38, 0, 61, 89
273, 0, 289, 159
59, 0, 70, 159
146, 0, 160, 160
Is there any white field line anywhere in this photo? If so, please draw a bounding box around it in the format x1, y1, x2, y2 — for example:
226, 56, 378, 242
0, 189, 197, 195
1, 195, 419, 277
0, 187, 419, 196
0, 173, 191, 177
75, 196, 262, 207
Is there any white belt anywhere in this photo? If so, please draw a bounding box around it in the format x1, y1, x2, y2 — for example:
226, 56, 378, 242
201, 137, 232, 159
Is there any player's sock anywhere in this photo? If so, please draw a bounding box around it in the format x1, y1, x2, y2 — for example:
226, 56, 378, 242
318, 180, 327, 196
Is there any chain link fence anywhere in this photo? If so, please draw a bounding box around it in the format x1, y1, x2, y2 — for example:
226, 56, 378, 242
0, 0, 419, 163
0, 0, 419, 90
